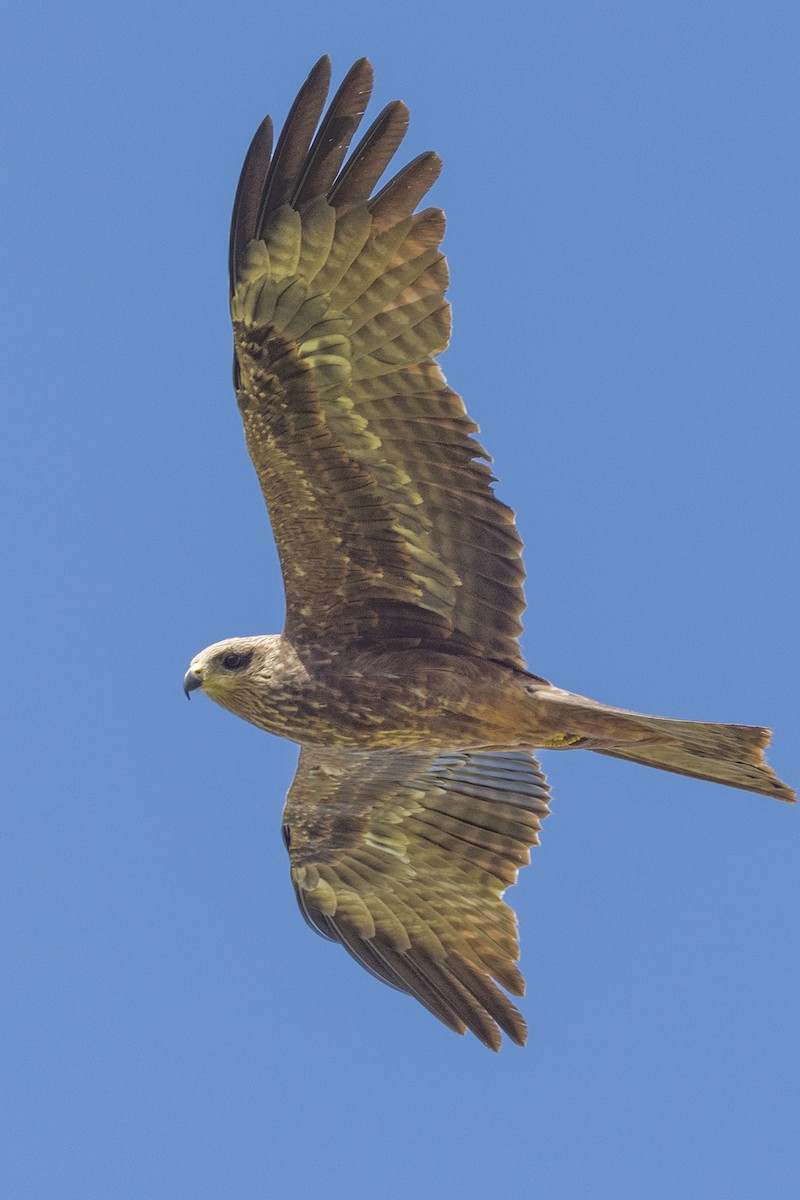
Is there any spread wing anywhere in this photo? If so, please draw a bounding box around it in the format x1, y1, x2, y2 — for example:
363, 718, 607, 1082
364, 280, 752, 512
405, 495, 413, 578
282, 746, 551, 1049
229, 57, 527, 668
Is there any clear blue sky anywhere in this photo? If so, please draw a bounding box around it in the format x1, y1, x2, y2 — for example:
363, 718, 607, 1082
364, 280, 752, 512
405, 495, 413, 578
3, 2, 798, 1197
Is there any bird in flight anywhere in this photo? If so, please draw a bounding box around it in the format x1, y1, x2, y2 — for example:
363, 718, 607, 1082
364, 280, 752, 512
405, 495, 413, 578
184, 57, 794, 1049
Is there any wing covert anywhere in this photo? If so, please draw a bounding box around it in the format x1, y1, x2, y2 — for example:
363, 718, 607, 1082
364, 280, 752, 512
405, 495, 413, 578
230, 57, 527, 667
282, 746, 551, 1049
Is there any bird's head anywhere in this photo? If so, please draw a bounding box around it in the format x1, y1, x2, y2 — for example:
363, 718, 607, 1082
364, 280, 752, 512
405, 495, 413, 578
183, 635, 284, 722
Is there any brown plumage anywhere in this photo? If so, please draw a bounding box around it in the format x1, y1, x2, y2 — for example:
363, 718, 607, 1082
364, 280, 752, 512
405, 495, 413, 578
184, 57, 794, 1050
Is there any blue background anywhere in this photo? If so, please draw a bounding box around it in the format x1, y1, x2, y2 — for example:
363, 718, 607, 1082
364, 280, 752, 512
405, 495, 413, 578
3, 2, 798, 1197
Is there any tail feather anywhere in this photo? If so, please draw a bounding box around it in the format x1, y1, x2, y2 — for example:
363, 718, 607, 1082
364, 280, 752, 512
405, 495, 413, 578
594, 714, 795, 802
535, 689, 795, 802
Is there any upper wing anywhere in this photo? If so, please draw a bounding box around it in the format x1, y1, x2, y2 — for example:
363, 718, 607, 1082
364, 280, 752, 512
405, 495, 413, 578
229, 57, 527, 668
282, 745, 551, 1049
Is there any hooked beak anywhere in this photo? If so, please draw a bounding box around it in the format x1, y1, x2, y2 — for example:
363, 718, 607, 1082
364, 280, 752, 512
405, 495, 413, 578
183, 666, 204, 699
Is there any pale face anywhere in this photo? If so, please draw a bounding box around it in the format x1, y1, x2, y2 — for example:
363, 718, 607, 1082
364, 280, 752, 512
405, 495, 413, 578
183, 635, 274, 703
183, 633, 312, 736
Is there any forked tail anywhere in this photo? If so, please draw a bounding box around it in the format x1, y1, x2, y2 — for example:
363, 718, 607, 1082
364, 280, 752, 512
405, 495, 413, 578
594, 713, 795, 802
537, 690, 795, 802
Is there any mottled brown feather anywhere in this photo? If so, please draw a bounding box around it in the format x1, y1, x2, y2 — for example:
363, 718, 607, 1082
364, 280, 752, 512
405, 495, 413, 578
283, 747, 550, 1047
229, 58, 527, 667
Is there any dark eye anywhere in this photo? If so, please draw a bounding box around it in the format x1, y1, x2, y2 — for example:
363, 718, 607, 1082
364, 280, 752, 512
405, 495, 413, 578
223, 652, 245, 670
